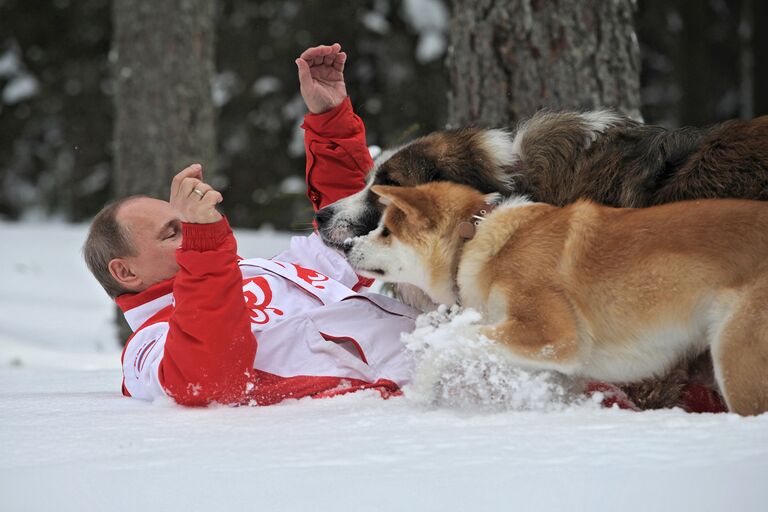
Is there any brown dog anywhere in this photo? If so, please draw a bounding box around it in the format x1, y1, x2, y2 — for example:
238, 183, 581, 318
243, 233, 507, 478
317, 113, 768, 247
345, 182, 768, 416
319, 112, 768, 410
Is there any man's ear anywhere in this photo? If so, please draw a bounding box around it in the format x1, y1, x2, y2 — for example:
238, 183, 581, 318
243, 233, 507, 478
371, 185, 430, 223
108, 258, 142, 291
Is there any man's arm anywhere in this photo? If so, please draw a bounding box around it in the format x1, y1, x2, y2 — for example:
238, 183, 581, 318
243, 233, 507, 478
297, 44, 374, 211
158, 166, 256, 406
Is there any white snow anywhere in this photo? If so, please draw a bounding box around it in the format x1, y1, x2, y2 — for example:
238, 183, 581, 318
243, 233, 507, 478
0, 48, 22, 78
402, 0, 449, 63
251, 75, 282, 97
278, 175, 305, 194
2, 73, 40, 105
416, 31, 447, 63
368, 144, 383, 160
211, 70, 240, 107
402, 0, 449, 34
1, 220, 767, 511
362, 10, 391, 35
404, 307, 589, 411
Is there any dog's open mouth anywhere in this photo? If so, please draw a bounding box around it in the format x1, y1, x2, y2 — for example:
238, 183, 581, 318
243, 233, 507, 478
319, 234, 346, 251
319, 222, 376, 251
353, 266, 386, 278
317, 228, 349, 251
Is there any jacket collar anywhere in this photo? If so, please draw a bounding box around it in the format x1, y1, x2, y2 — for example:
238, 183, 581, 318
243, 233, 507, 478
115, 278, 175, 331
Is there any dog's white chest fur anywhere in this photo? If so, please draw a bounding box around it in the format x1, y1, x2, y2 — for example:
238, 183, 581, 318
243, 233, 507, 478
580, 322, 709, 381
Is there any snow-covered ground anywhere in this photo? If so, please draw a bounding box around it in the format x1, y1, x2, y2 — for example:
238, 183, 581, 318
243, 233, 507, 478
1, 220, 766, 512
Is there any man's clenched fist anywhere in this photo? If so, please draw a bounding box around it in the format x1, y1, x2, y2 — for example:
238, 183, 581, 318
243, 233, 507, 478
170, 164, 223, 224
296, 43, 348, 114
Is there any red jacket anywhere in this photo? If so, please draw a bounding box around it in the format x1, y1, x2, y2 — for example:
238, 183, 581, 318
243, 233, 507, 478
117, 98, 726, 413
117, 98, 408, 407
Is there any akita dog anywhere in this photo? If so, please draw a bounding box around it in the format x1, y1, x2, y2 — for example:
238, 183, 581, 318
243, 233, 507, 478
320, 113, 768, 410
344, 182, 768, 416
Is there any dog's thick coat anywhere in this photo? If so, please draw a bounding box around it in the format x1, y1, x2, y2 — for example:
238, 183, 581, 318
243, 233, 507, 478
317, 112, 768, 248
347, 182, 768, 416
318, 111, 768, 410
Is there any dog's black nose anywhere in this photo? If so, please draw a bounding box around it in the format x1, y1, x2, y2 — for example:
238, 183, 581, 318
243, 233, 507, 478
342, 238, 354, 254
315, 206, 333, 228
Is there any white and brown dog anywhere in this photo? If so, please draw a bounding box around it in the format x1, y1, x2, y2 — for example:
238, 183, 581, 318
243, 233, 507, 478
344, 182, 768, 416
318, 112, 768, 251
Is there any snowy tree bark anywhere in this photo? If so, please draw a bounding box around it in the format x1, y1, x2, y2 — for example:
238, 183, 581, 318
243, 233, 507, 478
446, 0, 641, 127
112, 0, 216, 199
755, 0, 768, 118
112, 0, 216, 343
739, 0, 754, 119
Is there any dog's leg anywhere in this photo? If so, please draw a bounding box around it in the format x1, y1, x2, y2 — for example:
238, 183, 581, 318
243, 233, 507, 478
479, 288, 582, 374
481, 320, 581, 374
711, 287, 768, 415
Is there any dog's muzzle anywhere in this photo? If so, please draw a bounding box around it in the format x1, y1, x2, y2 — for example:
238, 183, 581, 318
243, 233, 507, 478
315, 202, 383, 249
315, 205, 334, 230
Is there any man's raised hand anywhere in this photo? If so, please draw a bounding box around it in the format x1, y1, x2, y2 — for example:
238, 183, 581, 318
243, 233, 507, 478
296, 43, 348, 114
169, 164, 223, 224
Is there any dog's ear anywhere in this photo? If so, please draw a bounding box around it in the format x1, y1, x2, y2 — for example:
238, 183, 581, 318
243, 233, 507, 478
371, 185, 430, 223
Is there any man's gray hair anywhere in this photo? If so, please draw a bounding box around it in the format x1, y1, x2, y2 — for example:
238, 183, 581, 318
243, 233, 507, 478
82, 196, 145, 298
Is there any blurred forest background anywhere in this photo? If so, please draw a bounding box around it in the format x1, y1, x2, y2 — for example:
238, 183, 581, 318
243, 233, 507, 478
0, 0, 766, 230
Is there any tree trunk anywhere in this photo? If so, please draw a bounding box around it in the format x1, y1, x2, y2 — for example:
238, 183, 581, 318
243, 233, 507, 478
112, 0, 216, 343
447, 0, 641, 127
112, 0, 216, 198
754, 0, 768, 117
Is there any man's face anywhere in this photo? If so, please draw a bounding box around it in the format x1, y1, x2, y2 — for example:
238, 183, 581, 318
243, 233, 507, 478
116, 197, 182, 291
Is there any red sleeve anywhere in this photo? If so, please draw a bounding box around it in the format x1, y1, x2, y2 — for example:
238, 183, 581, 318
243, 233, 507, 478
302, 97, 374, 211
157, 216, 256, 406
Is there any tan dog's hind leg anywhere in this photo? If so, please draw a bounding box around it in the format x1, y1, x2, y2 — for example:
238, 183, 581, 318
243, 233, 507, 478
480, 288, 581, 374
712, 286, 768, 415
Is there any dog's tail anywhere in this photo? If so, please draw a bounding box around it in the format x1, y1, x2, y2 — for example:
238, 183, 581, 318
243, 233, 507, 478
510, 110, 635, 204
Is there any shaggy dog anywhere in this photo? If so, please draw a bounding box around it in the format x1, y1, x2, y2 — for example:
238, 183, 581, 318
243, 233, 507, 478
316, 111, 768, 411
317, 112, 768, 247
345, 182, 768, 416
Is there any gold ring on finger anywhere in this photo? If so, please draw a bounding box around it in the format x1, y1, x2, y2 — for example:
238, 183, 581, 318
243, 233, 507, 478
192, 188, 205, 198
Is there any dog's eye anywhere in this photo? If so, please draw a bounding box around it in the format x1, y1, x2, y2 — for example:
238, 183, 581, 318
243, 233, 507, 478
381, 226, 391, 237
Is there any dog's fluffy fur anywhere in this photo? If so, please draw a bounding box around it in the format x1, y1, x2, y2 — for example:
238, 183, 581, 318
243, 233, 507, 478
317, 111, 768, 410
346, 182, 768, 416
317, 111, 768, 247
317, 111, 768, 248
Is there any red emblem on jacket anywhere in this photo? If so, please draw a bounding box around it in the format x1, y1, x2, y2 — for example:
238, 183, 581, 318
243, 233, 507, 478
292, 263, 330, 289
242, 277, 284, 324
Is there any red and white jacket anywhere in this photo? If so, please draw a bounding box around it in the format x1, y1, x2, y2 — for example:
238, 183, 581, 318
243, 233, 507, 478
117, 98, 417, 406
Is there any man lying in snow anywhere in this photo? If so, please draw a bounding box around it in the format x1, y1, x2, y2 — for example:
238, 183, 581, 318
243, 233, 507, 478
82, 44, 721, 412
83, 44, 419, 406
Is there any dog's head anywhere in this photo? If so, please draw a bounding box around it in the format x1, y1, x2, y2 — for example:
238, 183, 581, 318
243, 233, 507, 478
316, 128, 518, 250
344, 182, 496, 305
